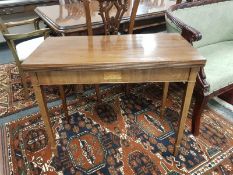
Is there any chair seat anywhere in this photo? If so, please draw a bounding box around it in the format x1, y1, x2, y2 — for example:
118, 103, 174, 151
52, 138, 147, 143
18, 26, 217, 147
16, 37, 44, 62
197, 41, 233, 95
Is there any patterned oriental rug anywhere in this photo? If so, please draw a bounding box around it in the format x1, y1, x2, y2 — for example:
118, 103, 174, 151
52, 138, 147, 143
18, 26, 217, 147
0, 63, 77, 118
1, 78, 233, 175
0, 63, 61, 117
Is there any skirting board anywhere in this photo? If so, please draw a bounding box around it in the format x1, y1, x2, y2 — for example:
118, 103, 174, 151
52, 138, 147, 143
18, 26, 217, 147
0, 125, 10, 175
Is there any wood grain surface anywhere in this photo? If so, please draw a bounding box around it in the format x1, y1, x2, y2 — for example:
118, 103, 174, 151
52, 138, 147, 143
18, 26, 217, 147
0, 126, 9, 175
22, 33, 205, 71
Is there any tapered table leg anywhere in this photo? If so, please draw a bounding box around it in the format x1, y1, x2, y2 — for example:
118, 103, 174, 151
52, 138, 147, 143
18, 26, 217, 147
33, 84, 57, 156
125, 84, 130, 95
74, 85, 84, 93
160, 82, 169, 118
95, 84, 101, 102
174, 68, 198, 156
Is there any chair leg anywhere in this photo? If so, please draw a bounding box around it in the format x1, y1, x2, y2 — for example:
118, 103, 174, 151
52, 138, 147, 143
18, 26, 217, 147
20, 70, 29, 99
160, 82, 169, 118
74, 85, 84, 94
58, 85, 69, 119
125, 84, 130, 95
95, 84, 101, 102
192, 93, 208, 136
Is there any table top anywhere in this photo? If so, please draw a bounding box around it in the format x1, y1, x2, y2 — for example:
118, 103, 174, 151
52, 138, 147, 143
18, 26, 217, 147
35, 0, 175, 32
22, 33, 205, 71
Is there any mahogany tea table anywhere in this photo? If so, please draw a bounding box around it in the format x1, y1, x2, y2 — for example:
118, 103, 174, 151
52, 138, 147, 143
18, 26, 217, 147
22, 33, 206, 156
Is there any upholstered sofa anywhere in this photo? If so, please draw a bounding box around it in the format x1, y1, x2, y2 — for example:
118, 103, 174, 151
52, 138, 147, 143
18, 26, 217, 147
165, 0, 233, 135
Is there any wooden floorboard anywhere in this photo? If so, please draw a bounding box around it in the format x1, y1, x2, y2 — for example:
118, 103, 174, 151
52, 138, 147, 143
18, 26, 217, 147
0, 125, 9, 175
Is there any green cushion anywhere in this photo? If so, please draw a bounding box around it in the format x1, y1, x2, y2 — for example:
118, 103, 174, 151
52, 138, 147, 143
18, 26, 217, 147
167, 0, 233, 48
197, 41, 233, 95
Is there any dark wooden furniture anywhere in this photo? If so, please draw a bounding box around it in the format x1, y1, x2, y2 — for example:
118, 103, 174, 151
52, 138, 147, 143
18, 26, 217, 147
35, 0, 175, 35
166, 0, 233, 136
219, 91, 233, 105
96, 0, 139, 35
22, 33, 206, 156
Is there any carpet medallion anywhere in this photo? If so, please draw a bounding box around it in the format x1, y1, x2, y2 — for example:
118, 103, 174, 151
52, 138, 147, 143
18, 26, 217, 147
3, 84, 233, 175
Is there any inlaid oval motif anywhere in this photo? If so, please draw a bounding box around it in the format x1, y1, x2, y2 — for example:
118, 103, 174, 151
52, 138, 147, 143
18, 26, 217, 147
67, 131, 106, 174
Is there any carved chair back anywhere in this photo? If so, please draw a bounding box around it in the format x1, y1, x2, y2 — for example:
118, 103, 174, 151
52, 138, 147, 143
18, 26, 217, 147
83, 0, 140, 36
81, 0, 139, 101
97, 0, 128, 35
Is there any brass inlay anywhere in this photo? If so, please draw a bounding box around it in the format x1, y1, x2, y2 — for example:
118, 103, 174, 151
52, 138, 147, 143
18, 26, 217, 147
104, 71, 122, 81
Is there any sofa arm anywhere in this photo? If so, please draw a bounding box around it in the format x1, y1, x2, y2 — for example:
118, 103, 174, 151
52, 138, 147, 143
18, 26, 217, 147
166, 6, 202, 44
180, 25, 202, 44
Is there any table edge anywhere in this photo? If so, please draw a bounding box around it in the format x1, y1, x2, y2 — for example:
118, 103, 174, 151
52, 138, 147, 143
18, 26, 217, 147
22, 61, 206, 72
35, 5, 165, 33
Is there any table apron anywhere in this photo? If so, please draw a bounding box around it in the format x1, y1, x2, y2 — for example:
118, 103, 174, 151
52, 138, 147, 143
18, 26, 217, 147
32, 67, 193, 85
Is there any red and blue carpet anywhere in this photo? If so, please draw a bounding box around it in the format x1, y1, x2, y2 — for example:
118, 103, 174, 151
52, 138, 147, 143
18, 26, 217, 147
0, 63, 232, 175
